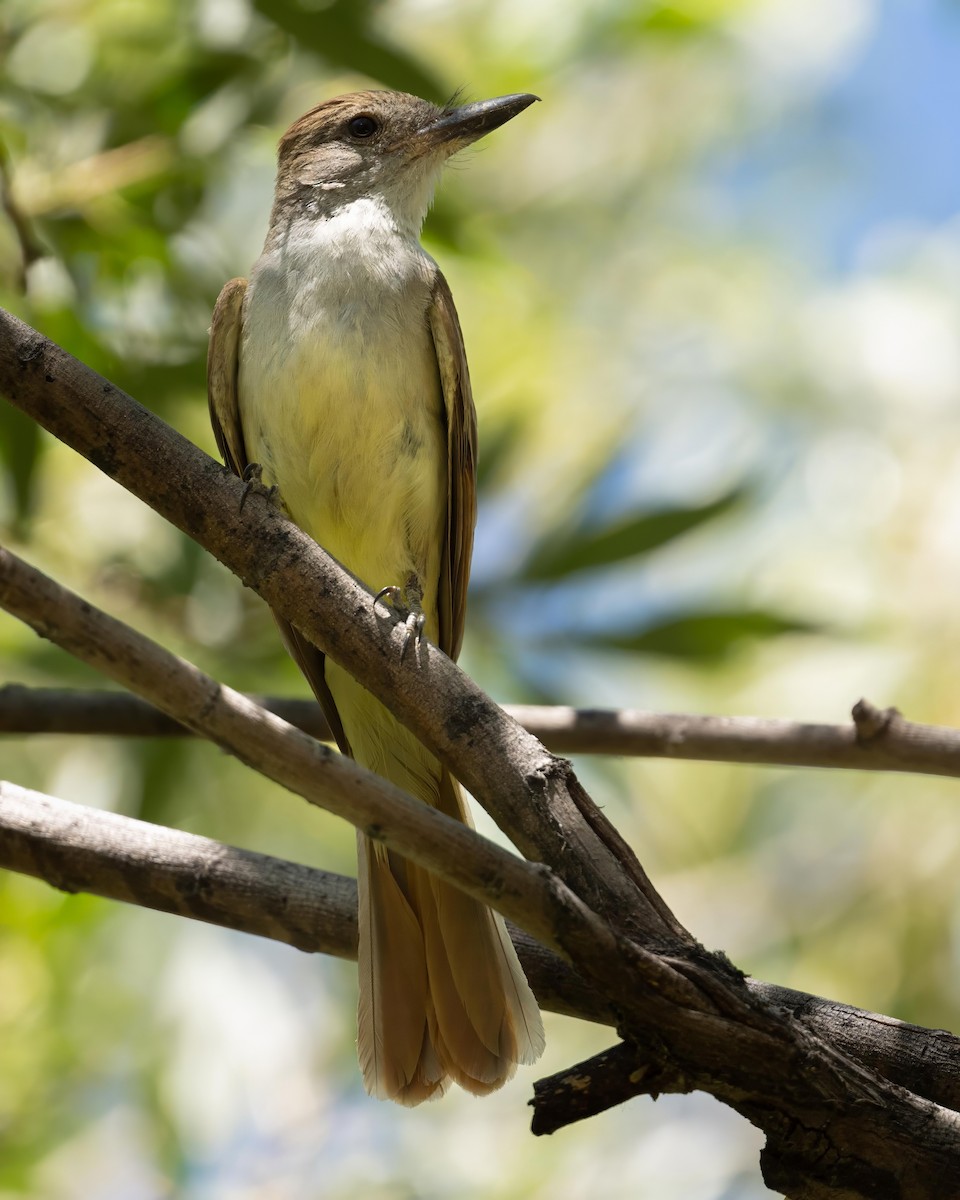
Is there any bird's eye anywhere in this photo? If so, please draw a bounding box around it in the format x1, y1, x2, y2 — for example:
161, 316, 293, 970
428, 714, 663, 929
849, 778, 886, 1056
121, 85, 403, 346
347, 115, 379, 139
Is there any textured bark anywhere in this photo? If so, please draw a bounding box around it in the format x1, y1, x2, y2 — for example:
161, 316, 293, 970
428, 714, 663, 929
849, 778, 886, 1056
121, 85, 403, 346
8, 781, 960, 1124
0, 304, 674, 940
6, 687, 960, 779
0, 781, 607, 1022
3, 306, 960, 1198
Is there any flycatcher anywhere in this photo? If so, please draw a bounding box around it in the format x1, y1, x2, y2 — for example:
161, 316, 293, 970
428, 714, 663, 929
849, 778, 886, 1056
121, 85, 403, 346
207, 89, 544, 1104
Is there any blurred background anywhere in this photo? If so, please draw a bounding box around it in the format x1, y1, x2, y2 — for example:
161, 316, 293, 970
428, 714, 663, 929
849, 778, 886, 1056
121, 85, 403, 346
3, 0, 960, 1196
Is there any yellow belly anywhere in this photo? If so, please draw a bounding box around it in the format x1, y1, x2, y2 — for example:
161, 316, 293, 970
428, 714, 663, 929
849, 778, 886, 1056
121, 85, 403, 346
236, 234, 450, 803
239, 319, 446, 643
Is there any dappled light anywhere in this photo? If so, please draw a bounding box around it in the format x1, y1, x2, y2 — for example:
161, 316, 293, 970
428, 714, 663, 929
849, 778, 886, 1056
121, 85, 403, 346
3, 0, 960, 1195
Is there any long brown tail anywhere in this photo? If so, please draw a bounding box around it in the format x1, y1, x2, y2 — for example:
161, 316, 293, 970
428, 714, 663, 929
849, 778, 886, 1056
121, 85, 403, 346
357, 769, 544, 1104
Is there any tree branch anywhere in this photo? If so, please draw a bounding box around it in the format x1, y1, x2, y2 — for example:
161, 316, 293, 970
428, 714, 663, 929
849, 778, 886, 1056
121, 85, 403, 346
4, 307, 960, 1196
3, 686, 960, 779
0, 780, 608, 1024
0, 545, 607, 959
531, 1005, 960, 1135
7, 779, 960, 1125
0, 140, 46, 291
0, 303, 677, 940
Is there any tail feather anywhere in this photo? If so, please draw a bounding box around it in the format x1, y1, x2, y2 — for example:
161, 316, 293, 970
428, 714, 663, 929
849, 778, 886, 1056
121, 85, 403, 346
431, 773, 545, 1070
489, 901, 547, 1067
416, 868, 515, 1091
430, 879, 520, 1065
357, 834, 446, 1105
348, 686, 545, 1104
423, 873, 545, 1091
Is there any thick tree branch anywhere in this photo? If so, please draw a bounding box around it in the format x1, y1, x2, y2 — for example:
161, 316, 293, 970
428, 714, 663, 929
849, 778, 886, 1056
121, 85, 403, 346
3, 686, 960, 779
0, 304, 676, 940
0, 545, 621, 964
7, 780, 960, 1124
1, 779, 358, 956
531, 1006, 960, 1135
0, 780, 608, 1024
4, 308, 960, 1196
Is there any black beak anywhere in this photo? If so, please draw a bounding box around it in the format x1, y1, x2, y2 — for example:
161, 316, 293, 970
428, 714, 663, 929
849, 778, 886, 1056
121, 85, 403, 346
419, 93, 540, 146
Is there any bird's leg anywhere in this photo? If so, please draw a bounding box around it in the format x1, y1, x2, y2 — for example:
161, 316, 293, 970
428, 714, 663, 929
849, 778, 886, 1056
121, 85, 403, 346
373, 573, 426, 662
239, 462, 280, 512
400, 575, 426, 656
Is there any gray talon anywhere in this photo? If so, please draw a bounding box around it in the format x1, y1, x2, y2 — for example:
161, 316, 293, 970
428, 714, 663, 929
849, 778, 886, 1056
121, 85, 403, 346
239, 462, 280, 512
373, 585, 404, 610
373, 578, 425, 662
399, 609, 426, 662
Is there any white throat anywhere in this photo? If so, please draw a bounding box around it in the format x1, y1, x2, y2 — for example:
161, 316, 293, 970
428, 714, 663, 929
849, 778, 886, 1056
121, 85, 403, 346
261, 198, 435, 345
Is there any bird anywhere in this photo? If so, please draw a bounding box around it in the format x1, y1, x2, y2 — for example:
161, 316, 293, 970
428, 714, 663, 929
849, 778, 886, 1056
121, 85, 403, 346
207, 88, 544, 1104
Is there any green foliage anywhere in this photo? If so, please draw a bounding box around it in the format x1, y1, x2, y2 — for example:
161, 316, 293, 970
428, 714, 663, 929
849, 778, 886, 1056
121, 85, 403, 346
517, 488, 748, 582
252, 0, 445, 100
577, 608, 817, 661
3, 0, 959, 1195
0, 402, 40, 531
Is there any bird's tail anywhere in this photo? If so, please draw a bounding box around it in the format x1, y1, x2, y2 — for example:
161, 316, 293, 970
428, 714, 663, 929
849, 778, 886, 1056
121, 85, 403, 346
356, 757, 544, 1105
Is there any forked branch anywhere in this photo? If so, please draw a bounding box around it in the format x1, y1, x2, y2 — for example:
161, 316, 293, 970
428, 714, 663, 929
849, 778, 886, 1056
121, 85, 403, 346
2, 307, 960, 1198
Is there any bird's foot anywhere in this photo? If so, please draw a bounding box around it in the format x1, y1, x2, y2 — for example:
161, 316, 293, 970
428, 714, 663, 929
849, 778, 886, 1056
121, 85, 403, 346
239, 462, 280, 513
373, 577, 425, 662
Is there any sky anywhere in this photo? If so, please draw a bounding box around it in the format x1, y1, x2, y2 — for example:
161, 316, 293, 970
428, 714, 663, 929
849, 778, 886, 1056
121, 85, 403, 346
712, 0, 960, 271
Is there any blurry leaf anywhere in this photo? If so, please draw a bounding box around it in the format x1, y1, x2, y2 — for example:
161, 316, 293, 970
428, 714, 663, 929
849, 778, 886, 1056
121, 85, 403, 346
119, 52, 268, 139
641, 6, 724, 35
253, 0, 444, 101
137, 737, 191, 824
607, 0, 756, 41
519, 487, 747, 582
476, 415, 524, 491
137, 530, 206, 599
423, 194, 477, 253
0, 401, 41, 532
574, 608, 818, 662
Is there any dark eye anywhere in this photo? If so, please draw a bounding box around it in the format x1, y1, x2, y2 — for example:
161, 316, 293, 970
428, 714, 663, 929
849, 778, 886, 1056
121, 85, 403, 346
347, 115, 378, 139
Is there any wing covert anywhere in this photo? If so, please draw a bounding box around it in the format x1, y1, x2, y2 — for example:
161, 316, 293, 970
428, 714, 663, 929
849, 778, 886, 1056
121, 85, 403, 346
207, 278, 249, 477
427, 271, 478, 662
206, 275, 351, 754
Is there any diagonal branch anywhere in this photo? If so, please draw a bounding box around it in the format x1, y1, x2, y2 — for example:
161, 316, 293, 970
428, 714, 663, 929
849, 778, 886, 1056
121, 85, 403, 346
0, 303, 676, 940
0, 780, 608, 1024
3, 686, 960, 779
5, 780, 960, 1120
0, 545, 618, 965
4, 308, 960, 1196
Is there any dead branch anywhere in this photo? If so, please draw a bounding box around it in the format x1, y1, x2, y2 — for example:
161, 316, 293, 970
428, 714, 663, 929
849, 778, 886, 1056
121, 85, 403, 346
3, 307, 960, 1197
6, 780, 959, 1124
3, 685, 960, 779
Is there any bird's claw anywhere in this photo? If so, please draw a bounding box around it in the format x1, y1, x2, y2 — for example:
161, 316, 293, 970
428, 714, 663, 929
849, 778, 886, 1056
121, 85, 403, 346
373, 580, 425, 662
400, 609, 426, 662
373, 585, 404, 610
239, 462, 280, 513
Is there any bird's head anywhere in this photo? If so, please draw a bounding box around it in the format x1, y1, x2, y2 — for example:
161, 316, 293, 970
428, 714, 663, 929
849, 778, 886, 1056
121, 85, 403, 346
272, 89, 539, 234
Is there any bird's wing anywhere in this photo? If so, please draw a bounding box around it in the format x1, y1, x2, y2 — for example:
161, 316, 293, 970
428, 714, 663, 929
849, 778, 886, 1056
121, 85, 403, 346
207, 278, 249, 476
428, 270, 478, 662
207, 277, 351, 754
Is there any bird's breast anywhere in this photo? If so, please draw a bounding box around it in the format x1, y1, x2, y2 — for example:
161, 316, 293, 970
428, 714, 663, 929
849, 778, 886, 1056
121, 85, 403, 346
236, 228, 446, 598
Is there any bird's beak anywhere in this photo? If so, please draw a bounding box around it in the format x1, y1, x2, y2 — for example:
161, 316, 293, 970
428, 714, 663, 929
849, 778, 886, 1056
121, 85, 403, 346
418, 93, 540, 149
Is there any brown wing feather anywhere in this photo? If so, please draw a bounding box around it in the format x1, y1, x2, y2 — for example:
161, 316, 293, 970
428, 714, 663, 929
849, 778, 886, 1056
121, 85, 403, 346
427, 271, 478, 662
275, 622, 351, 755
206, 277, 350, 754
207, 278, 248, 475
